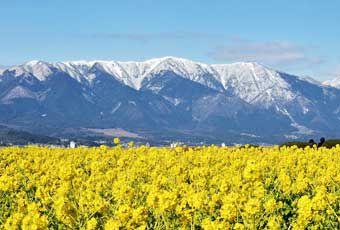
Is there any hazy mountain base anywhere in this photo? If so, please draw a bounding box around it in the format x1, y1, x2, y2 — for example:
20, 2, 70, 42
2, 124, 339, 147
0, 123, 325, 146
0, 125, 60, 146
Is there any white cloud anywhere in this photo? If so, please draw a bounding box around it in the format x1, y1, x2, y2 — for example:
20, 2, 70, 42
320, 64, 340, 81
332, 64, 340, 76
91, 32, 229, 43
208, 40, 323, 70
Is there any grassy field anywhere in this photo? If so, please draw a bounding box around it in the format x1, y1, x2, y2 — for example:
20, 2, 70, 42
0, 144, 339, 229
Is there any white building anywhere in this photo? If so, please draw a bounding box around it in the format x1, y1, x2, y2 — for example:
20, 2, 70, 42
69, 141, 76, 148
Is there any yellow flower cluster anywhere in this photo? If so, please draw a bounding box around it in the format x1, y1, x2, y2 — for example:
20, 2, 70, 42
0, 144, 339, 229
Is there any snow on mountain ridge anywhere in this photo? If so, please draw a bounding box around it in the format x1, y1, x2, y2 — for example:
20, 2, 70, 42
1, 57, 327, 103
298, 76, 322, 86
324, 76, 340, 89
2, 57, 271, 84
212, 62, 295, 105
8, 60, 53, 81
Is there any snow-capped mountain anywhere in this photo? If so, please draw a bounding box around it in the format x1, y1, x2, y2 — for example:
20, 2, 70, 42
1, 57, 340, 143
324, 76, 340, 89
4, 57, 319, 106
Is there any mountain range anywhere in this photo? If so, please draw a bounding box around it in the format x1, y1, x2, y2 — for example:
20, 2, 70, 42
0, 57, 339, 144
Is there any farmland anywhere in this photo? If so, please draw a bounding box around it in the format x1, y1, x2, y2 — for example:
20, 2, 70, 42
0, 144, 339, 229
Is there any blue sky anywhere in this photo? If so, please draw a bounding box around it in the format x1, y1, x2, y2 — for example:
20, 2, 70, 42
1, 0, 340, 80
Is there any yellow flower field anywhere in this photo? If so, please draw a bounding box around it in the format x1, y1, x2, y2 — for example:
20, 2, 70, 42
0, 144, 339, 229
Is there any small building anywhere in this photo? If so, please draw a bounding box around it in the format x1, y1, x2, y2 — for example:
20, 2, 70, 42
69, 141, 76, 148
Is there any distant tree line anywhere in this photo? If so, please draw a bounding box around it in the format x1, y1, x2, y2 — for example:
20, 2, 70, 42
280, 139, 340, 148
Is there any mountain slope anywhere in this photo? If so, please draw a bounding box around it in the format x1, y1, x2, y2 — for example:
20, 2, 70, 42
0, 125, 60, 145
1, 57, 340, 144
